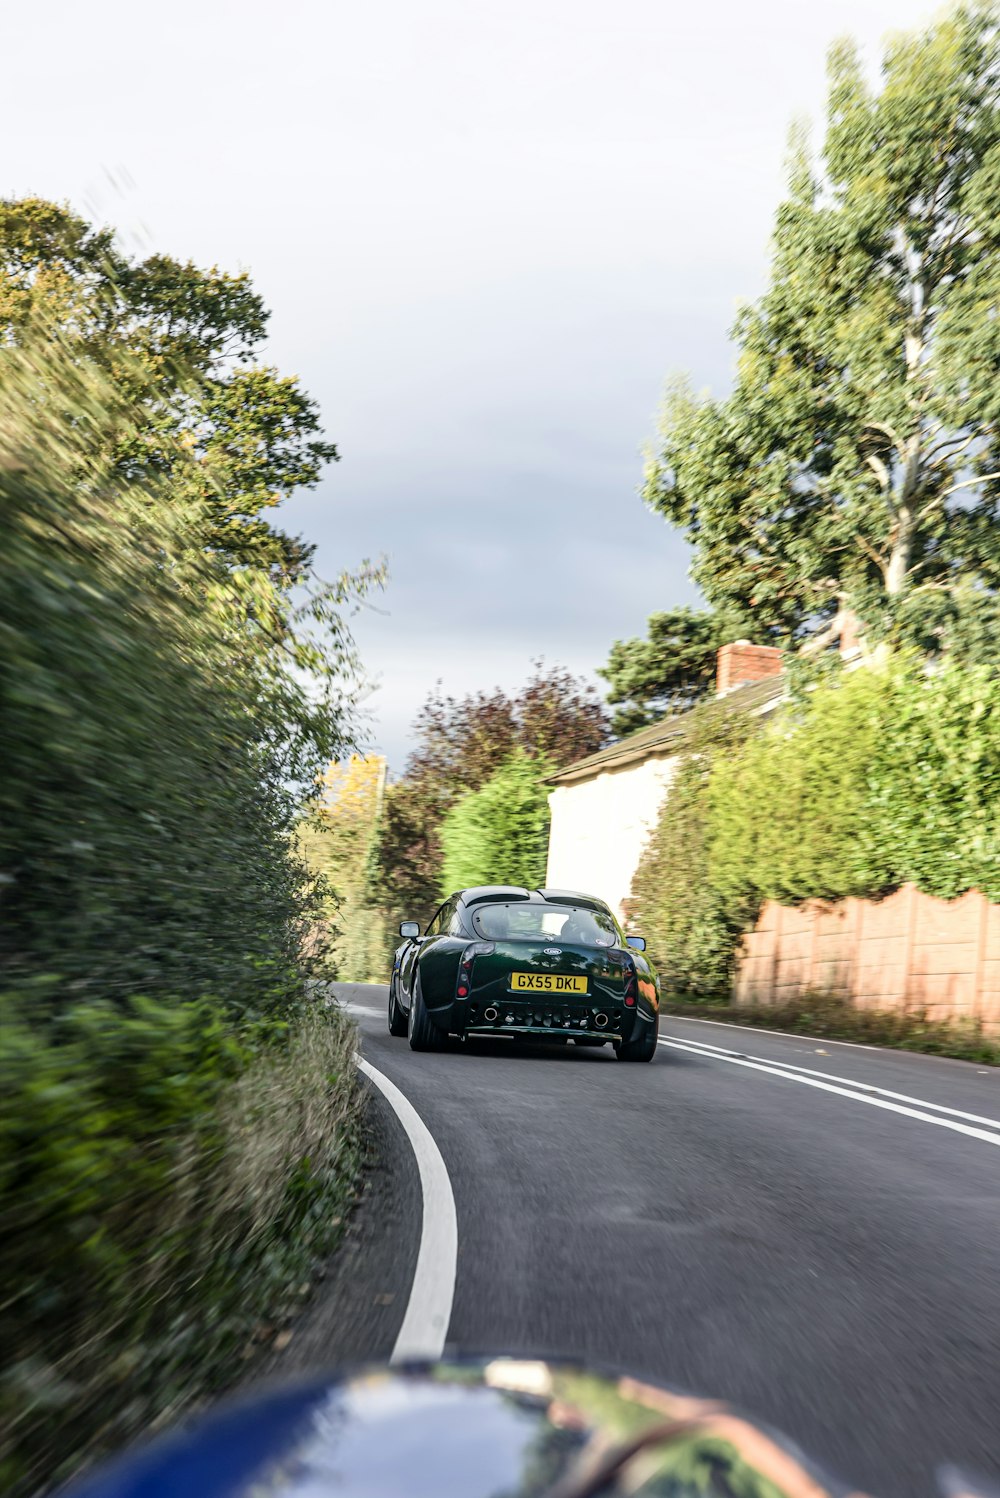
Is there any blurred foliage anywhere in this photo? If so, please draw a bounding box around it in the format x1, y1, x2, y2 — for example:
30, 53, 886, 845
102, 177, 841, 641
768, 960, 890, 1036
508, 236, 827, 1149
439, 749, 553, 897
0, 997, 361, 1494
0, 196, 339, 579
0, 206, 373, 1493
635, 660, 1000, 998
372, 664, 609, 929
629, 700, 759, 996
641, 7, 1000, 661
298, 755, 389, 981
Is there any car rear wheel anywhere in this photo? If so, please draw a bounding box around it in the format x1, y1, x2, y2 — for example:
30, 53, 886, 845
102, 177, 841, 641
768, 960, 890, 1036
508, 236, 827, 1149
614, 1018, 658, 1062
408, 974, 446, 1052
387, 977, 408, 1037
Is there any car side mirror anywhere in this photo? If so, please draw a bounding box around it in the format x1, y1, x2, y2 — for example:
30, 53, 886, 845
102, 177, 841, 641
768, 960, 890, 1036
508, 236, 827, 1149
399, 921, 420, 939
626, 934, 646, 951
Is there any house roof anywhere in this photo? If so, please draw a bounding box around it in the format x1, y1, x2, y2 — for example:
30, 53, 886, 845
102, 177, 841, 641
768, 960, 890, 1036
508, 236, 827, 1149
547, 674, 787, 786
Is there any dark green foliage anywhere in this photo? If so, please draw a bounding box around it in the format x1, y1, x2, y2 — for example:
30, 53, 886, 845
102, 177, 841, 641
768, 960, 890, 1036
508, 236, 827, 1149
439, 749, 553, 896
0, 338, 322, 1016
599, 606, 750, 734
629, 701, 757, 995
0, 219, 370, 1491
0, 994, 360, 1495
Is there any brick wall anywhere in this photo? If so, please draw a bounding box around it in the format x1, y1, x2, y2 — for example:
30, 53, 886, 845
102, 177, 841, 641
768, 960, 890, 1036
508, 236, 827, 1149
736, 884, 1000, 1035
716, 642, 784, 696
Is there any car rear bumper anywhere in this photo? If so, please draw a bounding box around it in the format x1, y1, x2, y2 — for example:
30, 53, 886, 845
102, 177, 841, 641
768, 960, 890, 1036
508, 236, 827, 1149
426, 992, 655, 1045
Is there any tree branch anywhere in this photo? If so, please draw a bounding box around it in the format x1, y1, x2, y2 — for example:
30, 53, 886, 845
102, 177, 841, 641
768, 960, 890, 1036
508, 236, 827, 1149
865, 454, 891, 491
923, 429, 978, 468
854, 533, 888, 572
939, 471, 1000, 501
797, 598, 850, 658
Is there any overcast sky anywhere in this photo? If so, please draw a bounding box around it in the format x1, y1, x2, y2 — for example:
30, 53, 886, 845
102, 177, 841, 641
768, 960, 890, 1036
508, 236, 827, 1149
6, 0, 935, 770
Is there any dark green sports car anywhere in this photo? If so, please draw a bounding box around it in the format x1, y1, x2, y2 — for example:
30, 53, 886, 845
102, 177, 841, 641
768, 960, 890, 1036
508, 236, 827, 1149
388, 885, 660, 1061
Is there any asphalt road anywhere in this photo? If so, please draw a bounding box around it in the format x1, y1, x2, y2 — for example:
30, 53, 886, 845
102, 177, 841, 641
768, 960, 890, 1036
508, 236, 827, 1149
327, 986, 1000, 1497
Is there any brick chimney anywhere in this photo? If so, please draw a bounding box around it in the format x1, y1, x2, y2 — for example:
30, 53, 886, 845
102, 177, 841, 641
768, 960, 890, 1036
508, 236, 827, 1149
716, 640, 784, 697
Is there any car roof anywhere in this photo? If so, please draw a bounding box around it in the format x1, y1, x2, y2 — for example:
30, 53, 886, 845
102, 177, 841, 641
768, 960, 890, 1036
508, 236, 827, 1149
455, 885, 613, 915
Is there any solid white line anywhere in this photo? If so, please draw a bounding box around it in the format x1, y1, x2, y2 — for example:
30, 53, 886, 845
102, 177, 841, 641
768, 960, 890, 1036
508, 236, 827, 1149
661, 1040, 1000, 1150
670, 1014, 885, 1052
357, 1056, 458, 1362
670, 1035, 1000, 1131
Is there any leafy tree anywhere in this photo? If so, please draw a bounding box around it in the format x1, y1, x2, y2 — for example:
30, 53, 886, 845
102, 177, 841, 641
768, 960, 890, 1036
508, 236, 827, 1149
643, 7, 1000, 659
0, 197, 338, 580
373, 663, 609, 922
439, 749, 552, 896
299, 755, 388, 979
599, 606, 751, 734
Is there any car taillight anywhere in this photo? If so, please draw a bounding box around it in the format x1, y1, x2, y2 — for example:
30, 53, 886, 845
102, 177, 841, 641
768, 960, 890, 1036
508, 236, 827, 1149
623, 958, 638, 1008
457, 941, 495, 998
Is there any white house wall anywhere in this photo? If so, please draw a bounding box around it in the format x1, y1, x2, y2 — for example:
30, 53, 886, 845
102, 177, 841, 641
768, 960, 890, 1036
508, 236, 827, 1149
545, 755, 678, 924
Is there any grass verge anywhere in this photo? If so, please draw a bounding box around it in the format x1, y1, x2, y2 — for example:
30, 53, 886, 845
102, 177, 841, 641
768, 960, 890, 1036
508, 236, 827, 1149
667, 991, 1000, 1065
1, 1001, 364, 1497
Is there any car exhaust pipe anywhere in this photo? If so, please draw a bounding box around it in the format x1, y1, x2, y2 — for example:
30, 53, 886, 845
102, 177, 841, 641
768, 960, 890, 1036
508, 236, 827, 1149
483, 1006, 499, 1023
594, 1012, 609, 1029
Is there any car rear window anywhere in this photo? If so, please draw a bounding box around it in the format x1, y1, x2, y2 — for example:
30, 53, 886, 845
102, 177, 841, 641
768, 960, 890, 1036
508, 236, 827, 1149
470, 902, 619, 945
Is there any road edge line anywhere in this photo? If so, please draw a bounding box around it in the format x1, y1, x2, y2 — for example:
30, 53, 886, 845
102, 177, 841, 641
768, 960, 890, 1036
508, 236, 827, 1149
661, 1040, 1000, 1149
357, 1055, 458, 1362
664, 1034, 1000, 1129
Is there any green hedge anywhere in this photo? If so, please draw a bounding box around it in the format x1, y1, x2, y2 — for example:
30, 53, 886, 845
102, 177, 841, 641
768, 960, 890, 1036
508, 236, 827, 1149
0, 322, 363, 1489
439, 749, 552, 897
1, 996, 360, 1494
632, 659, 1000, 994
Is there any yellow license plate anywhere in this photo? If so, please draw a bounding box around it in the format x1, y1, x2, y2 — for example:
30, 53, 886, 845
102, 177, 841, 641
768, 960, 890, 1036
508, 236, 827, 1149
510, 972, 588, 994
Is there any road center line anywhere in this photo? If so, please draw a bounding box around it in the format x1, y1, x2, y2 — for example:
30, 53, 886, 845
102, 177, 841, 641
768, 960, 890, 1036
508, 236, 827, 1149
357, 1056, 458, 1362
661, 1040, 1000, 1150
669, 1035, 1000, 1131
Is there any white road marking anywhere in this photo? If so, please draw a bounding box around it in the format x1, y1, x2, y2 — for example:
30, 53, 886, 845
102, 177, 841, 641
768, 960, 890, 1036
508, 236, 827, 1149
670, 1014, 886, 1051
670, 1034, 1000, 1131
661, 1039, 1000, 1150
357, 1056, 458, 1362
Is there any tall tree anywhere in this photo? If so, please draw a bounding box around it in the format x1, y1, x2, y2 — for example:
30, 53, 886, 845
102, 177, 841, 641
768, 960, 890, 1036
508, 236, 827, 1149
299, 755, 388, 979
0, 197, 338, 580
599, 607, 752, 734
643, 7, 1000, 658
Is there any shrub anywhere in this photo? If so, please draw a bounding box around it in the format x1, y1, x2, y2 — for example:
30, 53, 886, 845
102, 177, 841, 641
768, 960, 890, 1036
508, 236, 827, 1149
629, 698, 756, 995
439, 749, 552, 895
708, 664, 896, 908
634, 658, 1000, 999
0, 270, 368, 1488
0, 996, 361, 1495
